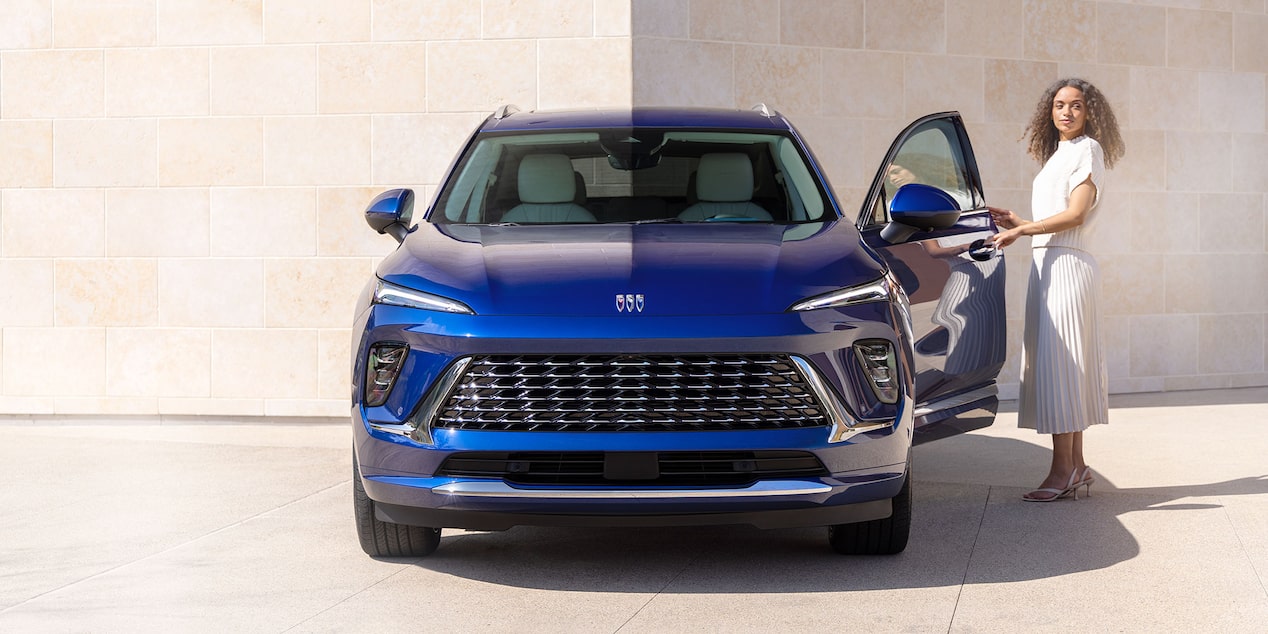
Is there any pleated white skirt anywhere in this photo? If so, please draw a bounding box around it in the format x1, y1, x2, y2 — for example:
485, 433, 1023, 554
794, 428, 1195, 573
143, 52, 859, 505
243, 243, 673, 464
1018, 246, 1109, 433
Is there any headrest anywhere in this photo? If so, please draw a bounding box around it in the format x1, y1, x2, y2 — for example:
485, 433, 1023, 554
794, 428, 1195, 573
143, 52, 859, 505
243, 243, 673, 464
695, 153, 754, 203
517, 154, 577, 204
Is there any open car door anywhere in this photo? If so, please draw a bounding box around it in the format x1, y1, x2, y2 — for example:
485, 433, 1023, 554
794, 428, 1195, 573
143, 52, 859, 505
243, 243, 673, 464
858, 112, 1006, 443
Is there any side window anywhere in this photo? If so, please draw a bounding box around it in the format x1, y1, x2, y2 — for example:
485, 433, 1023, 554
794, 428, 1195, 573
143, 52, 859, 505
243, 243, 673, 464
865, 118, 976, 227
864, 193, 887, 227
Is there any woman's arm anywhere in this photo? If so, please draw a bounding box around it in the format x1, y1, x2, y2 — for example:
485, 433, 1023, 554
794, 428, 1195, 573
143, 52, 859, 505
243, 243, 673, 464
987, 206, 1023, 229
989, 176, 1097, 249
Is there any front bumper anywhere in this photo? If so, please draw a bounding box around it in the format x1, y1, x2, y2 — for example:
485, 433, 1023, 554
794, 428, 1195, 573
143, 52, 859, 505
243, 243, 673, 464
354, 396, 912, 530
360, 471, 904, 529
369, 482, 897, 531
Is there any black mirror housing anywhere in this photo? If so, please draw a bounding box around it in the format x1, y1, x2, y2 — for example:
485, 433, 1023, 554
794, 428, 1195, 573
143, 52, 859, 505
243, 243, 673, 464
365, 188, 415, 243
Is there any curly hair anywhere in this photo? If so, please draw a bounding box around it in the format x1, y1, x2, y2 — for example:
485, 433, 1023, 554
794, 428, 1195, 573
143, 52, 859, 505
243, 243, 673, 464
1024, 78, 1125, 169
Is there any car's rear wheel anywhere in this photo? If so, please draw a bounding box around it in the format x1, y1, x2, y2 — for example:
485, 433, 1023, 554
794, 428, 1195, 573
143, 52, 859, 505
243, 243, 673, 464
827, 467, 911, 555
353, 454, 442, 557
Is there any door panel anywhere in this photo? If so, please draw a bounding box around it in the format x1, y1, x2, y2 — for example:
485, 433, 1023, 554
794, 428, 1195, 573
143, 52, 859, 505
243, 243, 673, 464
858, 113, 1007, 440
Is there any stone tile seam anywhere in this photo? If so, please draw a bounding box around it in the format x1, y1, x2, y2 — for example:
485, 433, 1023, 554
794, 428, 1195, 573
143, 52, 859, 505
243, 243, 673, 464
945, 484, 993, 634
280, 549, 422, 633
1221, 496, 1268, 600
613, 542, 702, 633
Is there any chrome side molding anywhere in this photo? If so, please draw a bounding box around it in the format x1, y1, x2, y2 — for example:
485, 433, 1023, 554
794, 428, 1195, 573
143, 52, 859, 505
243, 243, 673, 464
913, 384, 998, 418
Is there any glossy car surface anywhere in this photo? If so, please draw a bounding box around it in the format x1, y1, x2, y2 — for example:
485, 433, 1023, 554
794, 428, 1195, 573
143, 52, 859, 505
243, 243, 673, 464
351, 106, 1005, 556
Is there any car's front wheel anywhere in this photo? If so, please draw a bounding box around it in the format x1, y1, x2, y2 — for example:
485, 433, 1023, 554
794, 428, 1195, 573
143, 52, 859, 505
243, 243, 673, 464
827, 467, 911, 555
353, 454, 442, 557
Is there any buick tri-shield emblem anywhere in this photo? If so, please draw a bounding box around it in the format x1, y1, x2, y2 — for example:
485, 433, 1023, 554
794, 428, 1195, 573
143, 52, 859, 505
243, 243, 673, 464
616, 293, 644, 313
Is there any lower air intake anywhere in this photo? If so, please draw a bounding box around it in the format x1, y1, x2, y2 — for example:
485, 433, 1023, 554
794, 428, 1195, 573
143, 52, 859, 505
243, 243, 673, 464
437, 450, 829, 486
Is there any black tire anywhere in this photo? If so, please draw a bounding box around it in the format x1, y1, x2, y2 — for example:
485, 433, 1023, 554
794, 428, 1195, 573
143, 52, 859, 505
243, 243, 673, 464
353, 455, 442, 557
827, 468, 912, 555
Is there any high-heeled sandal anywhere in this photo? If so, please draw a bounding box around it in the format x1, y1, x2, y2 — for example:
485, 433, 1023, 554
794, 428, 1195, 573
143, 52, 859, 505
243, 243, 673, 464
1070, 466, 1094, 499
1022, 469, 1080, 502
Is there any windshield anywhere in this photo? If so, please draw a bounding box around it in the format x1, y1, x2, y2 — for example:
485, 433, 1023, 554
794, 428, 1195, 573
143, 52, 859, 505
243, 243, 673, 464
430, 128, 833, 225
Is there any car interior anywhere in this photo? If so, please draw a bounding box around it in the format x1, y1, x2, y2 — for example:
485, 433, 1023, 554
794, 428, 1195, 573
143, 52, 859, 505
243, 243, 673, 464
432, 130, 830, 225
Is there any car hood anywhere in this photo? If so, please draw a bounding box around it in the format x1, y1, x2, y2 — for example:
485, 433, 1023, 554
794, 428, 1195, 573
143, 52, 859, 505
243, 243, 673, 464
376, 222, 885, 316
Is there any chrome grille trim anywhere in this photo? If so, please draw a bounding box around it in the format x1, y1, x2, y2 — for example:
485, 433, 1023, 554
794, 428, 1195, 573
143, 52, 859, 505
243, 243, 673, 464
404, 357, 474, 444
431, 354, 830, 432
790, 356, 893, 443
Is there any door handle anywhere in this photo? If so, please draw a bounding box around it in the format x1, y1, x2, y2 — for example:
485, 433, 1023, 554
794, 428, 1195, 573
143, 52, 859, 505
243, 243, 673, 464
968, 238, 997, 262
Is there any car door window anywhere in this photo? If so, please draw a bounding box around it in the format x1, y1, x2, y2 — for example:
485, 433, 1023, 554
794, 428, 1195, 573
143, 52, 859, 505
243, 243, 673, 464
862, 118, 979, 227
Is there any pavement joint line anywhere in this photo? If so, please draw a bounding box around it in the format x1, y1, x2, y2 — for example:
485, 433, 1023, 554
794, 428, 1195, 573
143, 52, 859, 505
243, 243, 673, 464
0, 478, 351, 615
1221, 496, 1268, 600
282, 555, 425, 633
613, 547, 702, 633
946, 484, 992, 634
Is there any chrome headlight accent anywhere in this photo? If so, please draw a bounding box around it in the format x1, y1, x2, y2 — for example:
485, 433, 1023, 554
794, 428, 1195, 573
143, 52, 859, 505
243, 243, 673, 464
368, 357, 473, 446
409, 357, 474, 445
789, 275, 891, 312
373, 280, 474, 315
790, 356, 893, 443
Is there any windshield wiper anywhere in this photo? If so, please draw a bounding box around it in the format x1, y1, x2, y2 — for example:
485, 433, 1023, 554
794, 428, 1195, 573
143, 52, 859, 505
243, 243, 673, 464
629, 218, 683, 224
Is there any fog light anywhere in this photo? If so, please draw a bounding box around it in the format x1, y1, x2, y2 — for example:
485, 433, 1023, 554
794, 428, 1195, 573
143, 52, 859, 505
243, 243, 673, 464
365, 343, 408, 407
853, 340, 899, 404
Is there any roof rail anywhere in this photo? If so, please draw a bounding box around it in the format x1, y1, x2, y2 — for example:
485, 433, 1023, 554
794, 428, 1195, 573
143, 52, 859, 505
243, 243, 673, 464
493, 104, 521, 120
751, 103, 775, 118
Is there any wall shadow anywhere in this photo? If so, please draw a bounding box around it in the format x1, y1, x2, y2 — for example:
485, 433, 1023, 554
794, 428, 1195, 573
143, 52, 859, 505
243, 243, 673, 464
398, 432, 1266, 594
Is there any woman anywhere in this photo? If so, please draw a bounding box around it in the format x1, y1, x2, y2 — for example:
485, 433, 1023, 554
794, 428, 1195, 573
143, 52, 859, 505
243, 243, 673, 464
988, 78, 1125, 502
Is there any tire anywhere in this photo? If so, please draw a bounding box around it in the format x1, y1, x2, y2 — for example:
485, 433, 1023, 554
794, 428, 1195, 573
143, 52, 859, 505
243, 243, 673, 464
353, 454, 442, 557
828, 467, 912, 555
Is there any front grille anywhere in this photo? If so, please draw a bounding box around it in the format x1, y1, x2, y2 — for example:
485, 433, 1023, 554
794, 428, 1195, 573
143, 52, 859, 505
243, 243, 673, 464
430, 354, 829, 432
437, 450, 828, 486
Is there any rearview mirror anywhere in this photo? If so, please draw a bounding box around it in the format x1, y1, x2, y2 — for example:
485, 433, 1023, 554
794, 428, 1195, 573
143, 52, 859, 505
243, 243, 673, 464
365, 189, 415, 243
880, 183, 962, 244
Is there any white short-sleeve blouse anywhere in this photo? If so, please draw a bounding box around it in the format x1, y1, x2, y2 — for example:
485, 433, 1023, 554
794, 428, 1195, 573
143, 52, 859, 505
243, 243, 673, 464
1030, 135, 1105, 251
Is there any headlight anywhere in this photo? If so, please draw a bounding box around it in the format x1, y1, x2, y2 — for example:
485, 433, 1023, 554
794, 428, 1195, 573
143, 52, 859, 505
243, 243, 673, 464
364, 342, 408, 407
789, 275, 892, 312
373, 280, 474, 314
853, 340, 900, 404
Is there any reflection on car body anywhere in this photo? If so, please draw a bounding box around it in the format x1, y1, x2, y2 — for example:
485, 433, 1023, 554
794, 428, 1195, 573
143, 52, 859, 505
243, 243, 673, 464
351, 105, 1005, 557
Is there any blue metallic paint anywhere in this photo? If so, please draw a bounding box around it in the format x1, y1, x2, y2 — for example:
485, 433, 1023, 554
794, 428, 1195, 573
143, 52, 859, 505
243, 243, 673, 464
380, 221, 883, 318
350, 106, 999, 535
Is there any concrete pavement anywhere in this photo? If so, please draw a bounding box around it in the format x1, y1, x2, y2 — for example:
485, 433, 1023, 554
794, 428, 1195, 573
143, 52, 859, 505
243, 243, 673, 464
1, 388, 1265, 632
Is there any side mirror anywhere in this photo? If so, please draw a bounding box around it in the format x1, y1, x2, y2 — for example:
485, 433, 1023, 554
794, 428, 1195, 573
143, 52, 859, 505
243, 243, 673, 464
365, 188, 415, 243
880, 183, 962, 244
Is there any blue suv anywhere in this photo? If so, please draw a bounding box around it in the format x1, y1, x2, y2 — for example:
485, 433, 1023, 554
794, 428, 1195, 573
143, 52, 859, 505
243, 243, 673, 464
351, 106, 1005, 556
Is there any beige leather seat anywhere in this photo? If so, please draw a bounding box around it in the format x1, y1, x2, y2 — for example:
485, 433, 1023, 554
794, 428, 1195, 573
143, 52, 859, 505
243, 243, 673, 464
501, 154, 596, 223
677, 153, 772, 222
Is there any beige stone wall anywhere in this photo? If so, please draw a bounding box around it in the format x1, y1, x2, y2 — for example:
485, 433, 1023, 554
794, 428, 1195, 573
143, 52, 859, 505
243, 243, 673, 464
0, 0, 632, 417
0, 0, 1264, 418
634, 0, 1268, 398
